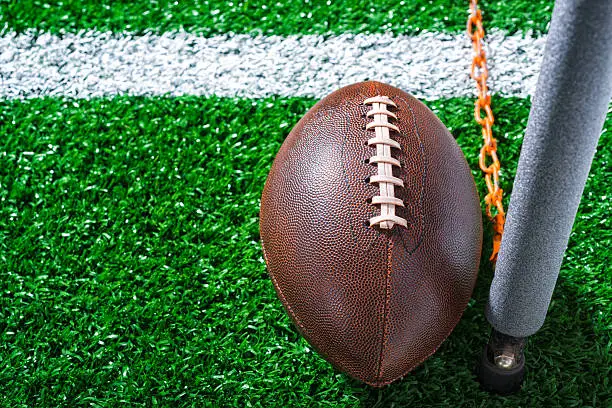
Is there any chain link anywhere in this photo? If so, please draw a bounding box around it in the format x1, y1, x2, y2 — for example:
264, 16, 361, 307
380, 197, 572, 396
467, 0, 505, 262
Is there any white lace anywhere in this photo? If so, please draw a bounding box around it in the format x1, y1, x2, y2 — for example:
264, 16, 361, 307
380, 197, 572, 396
364, 96, 407, 229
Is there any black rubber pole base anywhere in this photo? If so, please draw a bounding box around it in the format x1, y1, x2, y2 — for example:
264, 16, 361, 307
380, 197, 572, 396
476, 346, 525, 395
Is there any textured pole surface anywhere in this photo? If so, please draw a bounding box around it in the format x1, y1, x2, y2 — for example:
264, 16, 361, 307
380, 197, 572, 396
486, 0, 612, 337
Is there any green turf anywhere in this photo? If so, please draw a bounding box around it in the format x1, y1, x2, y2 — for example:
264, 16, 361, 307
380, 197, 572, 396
0, 0, 554, 36
0, 96, 609, 406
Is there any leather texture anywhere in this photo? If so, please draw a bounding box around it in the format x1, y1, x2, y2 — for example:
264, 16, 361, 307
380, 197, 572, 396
260, 81, 482, 387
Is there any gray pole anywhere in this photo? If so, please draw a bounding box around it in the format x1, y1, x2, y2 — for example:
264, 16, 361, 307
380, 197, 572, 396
486, 0, 612, 337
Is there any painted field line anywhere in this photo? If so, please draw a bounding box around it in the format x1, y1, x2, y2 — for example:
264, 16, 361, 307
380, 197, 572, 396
0, 30, 545, 100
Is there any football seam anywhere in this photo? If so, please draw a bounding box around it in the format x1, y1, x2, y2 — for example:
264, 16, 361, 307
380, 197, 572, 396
366, 92, 476, 388
363, 301, 475, 387
371, 83, 394, 384
376, 236, 393, 382
372, 90, 432, 386
395, 94, 428, 256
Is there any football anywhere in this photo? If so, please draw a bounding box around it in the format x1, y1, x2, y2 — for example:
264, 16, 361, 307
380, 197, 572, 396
259, 81, 482, 387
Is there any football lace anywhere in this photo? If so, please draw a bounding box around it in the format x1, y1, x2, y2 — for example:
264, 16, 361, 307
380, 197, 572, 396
364, 96, 408, 230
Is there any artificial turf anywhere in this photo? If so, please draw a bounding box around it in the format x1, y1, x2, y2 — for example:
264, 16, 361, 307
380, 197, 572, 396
0, 96, 610, 406
1, 0, 611, 405
0, 0, 553, 36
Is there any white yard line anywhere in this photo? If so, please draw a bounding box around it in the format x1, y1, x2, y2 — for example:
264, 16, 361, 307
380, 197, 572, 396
0, 30, 545, 100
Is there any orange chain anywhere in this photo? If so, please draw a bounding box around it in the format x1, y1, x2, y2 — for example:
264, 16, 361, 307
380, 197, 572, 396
467, 0, 505, 262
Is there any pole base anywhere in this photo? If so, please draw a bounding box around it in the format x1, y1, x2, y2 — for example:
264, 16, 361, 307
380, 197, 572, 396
476, 328, 526, 395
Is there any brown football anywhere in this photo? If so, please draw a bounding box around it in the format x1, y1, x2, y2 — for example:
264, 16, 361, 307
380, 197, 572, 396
259, 81, 482, 387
